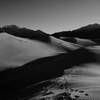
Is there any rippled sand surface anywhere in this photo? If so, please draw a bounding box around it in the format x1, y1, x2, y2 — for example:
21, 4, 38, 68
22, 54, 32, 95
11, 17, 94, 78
66, 63, 100, 99
29, 63, 100, 100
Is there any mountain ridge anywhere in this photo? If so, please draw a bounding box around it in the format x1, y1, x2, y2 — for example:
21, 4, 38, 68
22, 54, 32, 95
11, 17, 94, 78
0, 25, 50, 43
52, 23, 100, 43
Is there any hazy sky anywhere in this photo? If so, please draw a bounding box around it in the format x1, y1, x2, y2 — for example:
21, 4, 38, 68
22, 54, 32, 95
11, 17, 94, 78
0, 0, 100, 33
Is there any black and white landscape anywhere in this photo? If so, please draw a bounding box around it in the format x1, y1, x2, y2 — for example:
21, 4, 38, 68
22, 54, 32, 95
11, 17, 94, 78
1, 0, 100, 99
0, 25, 100, 100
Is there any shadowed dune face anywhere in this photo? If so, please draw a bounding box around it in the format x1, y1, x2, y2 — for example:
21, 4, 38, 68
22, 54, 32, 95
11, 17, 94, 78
50, 36, 80, 51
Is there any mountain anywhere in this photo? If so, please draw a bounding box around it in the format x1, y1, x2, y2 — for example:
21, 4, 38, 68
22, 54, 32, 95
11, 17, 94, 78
0, 25, 50, 42
52, 23, 100, 44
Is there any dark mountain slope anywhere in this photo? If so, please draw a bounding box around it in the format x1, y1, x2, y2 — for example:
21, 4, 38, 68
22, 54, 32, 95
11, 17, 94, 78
52, 23, 100, 43
0, 25, 50, 43
0, 48, 96, 99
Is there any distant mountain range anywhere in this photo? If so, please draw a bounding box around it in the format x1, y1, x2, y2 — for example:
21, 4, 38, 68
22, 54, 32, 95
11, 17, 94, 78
0, 25, 50, 42
52, 23, 100, 44
0, 24, 100, 99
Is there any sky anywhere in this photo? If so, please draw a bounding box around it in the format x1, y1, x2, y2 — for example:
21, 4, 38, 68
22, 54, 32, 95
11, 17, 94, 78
0, 0, 100, 34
